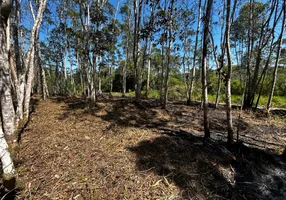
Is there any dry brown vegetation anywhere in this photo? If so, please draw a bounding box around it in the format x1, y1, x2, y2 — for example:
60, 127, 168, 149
6, 96, 286, 199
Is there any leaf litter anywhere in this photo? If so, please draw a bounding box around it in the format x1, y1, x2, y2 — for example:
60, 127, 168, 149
14, 96, 286, 200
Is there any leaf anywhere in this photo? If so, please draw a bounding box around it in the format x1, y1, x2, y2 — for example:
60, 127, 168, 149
84, 135, 90, 140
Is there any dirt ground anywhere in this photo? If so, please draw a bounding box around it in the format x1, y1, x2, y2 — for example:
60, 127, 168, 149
9, 96, 286, 199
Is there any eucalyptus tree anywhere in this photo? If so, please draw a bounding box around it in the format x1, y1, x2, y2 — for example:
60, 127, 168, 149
230, 0, 282, 109
0, 0, 15, 137
142, 0, 159, 98
187, 0, 201, 105
162, 0, 175, 108
0, 0, 16, 185
225, 0, 237, 144
201, 0, 213, 138
119, 0, 132, 96
133, 0, 143, 99
23, 0, 47, 119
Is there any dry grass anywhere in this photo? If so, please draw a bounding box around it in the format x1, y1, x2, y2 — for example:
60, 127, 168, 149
11, 96, 286, 200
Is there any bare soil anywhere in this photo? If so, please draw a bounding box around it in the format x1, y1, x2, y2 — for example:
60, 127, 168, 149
10, 96, 286, 199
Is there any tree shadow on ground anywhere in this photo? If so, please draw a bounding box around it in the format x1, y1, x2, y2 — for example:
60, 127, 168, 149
55, 96, 169, 129
54, 96, 285, 154
128, 129, 286, 200
17, 97, 40, 143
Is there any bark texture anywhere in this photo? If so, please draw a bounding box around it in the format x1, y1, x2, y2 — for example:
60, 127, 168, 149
0, 2, 15, 136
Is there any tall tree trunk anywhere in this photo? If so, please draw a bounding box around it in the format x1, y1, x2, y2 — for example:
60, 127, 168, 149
160, 40, 165, 102
201, 0, 213, 138
0, 0, 17, 184
109, 64, 113, 95
146, 39, 152, 98
243, 0, 254, 109
122, 0, 131, 97
133, 0, 143, 100
267, 0, 285, 111
145, 4, 155, 99
188, 0, 202, 105
122, 53, 127, 97
23, 0, 47, 119
225, 0, 236, 145
69, 48, 75, 94
163, 0, 174, 108
209, 29, 224, 109
13, 0, 25, 123
0, 13, 15, 136
36, 34, 47, 100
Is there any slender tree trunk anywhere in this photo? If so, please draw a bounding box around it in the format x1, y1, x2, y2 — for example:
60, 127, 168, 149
188, 0, 202, 105
201, 0, 213, 138
122, 53, 127, 97
267, 1, 285, 111
122, 0, 131, 97
69, 48, 75, 94
243, 0, 254, 109
133, 0, 141, 99
163, 0, 174, 108
209, 29, 224, 109
23, 0, 47, 119
98, 62, 102, 95
13, 0, 24, 123
35, 34, 47, 100
225, 0, 235, 145
109, 64, 113, 95
160, 40, 165, 102
146, 39, 152, 98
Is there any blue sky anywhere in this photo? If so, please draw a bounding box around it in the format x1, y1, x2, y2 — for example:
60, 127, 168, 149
20, 0, 283, 71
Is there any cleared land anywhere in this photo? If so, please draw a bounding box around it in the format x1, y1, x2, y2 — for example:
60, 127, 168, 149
13, 96, 286, 199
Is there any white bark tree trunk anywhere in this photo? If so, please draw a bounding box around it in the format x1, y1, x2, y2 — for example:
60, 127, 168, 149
23, 0, 47, 119
146, 39, 152, 98
0, 0, 16, 182
0, 122, 16, 180
225, 0, 236, 144
0, 18, 15, 136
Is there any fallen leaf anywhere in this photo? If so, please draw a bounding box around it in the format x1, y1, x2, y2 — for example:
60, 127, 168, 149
84, 135, 90, 140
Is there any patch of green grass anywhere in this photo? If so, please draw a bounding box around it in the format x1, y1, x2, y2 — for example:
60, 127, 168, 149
111, 92, 135, 97
254, 95, 286, 108
112, 91, 286, 108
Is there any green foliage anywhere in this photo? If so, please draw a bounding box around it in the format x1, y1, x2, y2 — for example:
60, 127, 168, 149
230, 2, 267, 42
168, 85, 186, 101
231, 80, 244, 95
147, 90, 160, 99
